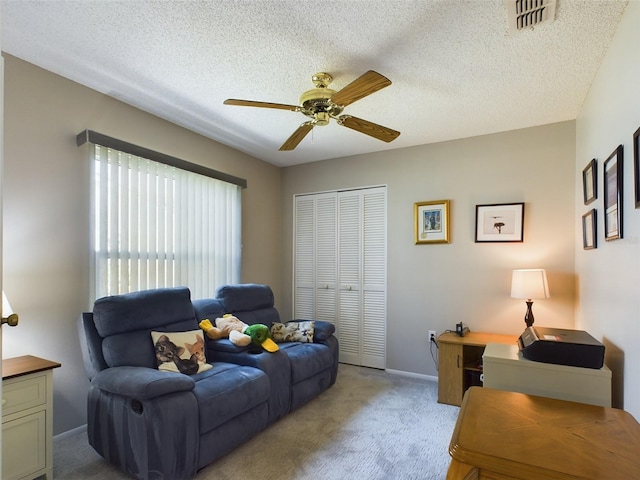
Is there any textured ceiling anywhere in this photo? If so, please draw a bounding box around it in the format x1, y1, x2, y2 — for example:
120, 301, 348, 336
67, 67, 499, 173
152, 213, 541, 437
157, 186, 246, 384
1, 0, 629, 167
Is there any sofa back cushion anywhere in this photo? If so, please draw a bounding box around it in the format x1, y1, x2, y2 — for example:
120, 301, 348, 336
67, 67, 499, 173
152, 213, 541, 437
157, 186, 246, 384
215, 283, 281, 327
192, 298, 226, 322
92, 287, 198, 368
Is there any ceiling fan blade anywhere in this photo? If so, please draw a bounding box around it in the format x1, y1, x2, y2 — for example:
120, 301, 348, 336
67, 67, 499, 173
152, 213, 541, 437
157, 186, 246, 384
338, 115, 400, 143
330, 70, 392, 107
224, 99, 300, 111
279, 122, 315, 151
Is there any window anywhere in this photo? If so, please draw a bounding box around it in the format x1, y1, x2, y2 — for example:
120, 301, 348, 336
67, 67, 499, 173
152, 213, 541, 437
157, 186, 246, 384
87, 138, 242, 301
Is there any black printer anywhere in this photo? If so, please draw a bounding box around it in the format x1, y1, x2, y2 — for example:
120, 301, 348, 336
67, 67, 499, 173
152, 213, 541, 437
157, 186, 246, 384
518, 326, 605, 369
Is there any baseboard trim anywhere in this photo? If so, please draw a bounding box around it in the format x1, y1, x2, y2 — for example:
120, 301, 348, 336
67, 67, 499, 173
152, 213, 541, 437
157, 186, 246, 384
385, 368, 438, 382
54, 424, 87, 441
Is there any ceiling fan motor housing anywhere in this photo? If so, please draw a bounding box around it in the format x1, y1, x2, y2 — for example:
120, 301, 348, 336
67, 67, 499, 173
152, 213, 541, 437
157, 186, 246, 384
300, 87, 343, 125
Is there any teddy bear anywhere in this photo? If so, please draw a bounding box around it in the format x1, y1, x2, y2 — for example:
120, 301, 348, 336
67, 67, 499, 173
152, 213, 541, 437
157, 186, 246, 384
199, 314, 251, 346
199, 314, 278, 352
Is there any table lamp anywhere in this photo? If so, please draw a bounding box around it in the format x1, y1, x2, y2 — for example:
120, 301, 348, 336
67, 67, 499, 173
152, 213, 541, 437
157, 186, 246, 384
510, 269, 549, 327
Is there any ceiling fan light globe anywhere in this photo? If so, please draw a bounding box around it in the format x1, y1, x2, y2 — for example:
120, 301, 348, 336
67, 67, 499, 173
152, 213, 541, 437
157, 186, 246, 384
315, 112, 330, 126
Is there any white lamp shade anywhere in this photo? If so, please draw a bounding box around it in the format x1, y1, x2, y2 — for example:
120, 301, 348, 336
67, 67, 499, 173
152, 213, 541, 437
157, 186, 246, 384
511, 269, 550, 300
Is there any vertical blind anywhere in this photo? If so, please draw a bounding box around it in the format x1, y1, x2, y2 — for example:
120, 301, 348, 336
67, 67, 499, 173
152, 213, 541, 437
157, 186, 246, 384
91, 144, 241, 300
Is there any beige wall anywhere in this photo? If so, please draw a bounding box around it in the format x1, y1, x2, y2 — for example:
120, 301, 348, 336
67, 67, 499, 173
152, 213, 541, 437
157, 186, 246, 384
281, 121, 576, 376
575, 1, 640, 418
2, 54, 282, 434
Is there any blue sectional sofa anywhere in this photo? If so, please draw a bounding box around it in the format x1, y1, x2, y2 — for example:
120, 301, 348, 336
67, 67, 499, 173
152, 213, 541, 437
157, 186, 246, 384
78, 284, 338, 480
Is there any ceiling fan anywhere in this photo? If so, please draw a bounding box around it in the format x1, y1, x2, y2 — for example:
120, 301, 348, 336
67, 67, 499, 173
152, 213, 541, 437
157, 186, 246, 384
224, 70, 401, 151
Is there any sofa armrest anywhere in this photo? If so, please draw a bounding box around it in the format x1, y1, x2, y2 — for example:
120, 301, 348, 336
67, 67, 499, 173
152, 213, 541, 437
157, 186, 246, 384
91, 366, 195, 400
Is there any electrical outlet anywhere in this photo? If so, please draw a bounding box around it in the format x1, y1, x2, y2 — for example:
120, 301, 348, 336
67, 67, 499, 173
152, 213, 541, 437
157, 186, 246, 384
428, 330, 437, 343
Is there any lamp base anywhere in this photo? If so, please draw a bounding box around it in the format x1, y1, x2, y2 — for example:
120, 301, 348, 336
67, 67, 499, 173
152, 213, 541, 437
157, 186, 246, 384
524, 300, 534, 327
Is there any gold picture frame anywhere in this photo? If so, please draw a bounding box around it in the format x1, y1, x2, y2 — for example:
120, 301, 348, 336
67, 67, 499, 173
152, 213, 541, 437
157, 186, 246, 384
414, 200, 450, 244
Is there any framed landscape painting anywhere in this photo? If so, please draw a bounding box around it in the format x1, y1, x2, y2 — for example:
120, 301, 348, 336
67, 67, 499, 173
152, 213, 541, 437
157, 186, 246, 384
414, 200, 450, 244
475, 202, 524, 243
582, 209, 597, 250
582, 158, 597, 205
604, 145, 623, 241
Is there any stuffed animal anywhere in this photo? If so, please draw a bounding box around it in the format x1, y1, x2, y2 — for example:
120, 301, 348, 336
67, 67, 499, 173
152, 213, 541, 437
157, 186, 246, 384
199, 314, 246, 340
199, 315, 278, 352
244, 324, 279, 352
199, 315, 251, 346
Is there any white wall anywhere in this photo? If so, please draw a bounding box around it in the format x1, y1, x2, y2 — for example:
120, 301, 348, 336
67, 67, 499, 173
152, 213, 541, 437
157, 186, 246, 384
575, 1, 640, 417
2, 55, 283, 434
282, 121, 576, 377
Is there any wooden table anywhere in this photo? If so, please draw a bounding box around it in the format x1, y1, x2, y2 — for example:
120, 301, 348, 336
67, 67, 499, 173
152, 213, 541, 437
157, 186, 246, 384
447, 387, 640, 480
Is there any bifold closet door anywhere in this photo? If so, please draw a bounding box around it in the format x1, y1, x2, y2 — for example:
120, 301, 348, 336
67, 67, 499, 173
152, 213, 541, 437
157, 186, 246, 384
294, 187, 386, 369
293, 193, 337, 325
338, 188, 386, 369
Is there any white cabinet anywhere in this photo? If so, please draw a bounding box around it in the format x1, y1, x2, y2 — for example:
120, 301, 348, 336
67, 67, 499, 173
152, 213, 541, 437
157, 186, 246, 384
483, 343, 611, 407
2, 356, 60, 480
294, 186, 387, 369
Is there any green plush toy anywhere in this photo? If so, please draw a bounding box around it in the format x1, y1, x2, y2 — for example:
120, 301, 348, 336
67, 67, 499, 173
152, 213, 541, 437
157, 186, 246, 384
244, 324, 279, 352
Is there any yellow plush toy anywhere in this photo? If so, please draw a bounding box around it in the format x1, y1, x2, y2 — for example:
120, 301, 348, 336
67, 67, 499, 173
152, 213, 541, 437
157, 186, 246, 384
199, 314, 251, 346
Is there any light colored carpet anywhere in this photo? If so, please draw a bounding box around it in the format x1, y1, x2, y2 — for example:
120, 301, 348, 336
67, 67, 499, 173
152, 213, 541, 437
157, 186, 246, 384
54, 364, 460, 479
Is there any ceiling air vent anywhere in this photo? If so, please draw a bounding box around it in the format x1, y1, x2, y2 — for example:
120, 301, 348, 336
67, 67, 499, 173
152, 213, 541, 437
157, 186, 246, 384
506, 0, 556, 33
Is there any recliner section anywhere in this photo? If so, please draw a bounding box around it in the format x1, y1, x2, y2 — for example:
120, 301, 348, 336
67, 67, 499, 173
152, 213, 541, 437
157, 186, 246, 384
193, 283, 339, 421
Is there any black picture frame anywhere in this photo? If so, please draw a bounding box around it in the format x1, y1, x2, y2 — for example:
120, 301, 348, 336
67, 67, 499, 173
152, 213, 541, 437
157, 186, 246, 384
603, 144, 623, 241
474, 202, 524, 243
582, 209, 597, 250
634, 126, 640, 209
582, 158, 597, 205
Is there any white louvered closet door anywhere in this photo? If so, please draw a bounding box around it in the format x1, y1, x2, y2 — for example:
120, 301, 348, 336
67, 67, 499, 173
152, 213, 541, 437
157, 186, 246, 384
294, 193, 337, 325
294, 186, 386, 369
338, 187, 386, 369
361, 188, 386, 368
294, 195, 316, 319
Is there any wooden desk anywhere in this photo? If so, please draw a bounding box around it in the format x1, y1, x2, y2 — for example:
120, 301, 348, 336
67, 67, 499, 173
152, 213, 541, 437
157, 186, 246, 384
437, 332, 518, 406
447, 387, 640, 480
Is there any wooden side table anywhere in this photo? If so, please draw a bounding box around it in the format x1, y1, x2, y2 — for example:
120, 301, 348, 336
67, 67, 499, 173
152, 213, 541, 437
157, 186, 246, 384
447, 387, 640, 480
2, 355, 61, 480
437, 331, 518, 406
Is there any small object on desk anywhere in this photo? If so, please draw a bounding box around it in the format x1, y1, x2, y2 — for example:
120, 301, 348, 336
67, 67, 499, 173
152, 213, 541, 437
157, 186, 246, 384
518, 326, 605, 369
447, 387, 640, 480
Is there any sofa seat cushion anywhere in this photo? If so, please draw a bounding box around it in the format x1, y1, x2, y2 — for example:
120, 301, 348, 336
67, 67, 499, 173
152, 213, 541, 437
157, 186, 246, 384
193, 362, 270, 433
277, 343, 333, 384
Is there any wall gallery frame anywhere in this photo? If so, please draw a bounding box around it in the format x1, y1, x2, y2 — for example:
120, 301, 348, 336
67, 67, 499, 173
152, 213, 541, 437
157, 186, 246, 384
582, 209, 597, 250
582, 158, 597, 205
603, 144, 624, 241
475, 202, 524, 242
634, 126, 639, 209
414, 200, 450, 244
